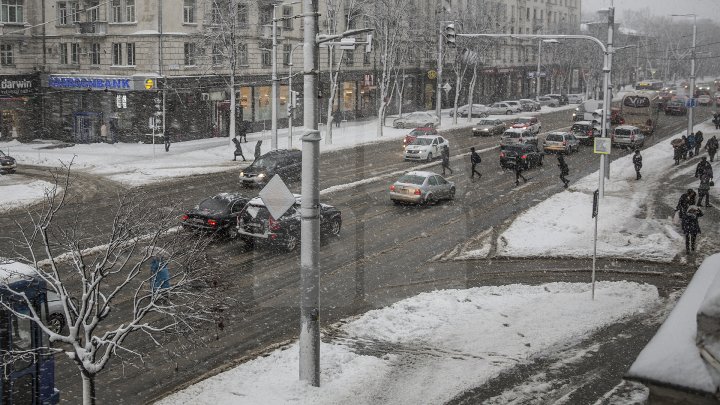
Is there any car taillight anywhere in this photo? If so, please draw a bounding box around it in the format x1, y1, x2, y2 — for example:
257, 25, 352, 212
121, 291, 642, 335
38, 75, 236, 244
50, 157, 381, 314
181, 214, 189, 221
390, 184, 396, 191
500, 152, 505, 157
563, 140, 567, 146
269, 217, 281, 231
521, 155, 527, 159
414, 189, 421, 195
587, 130, 592, 136
207, 219, 218, 227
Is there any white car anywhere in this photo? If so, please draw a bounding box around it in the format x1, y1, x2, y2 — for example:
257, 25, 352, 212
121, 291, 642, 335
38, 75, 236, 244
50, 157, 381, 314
403, 135, 449, 162
450, 104, 489, 118
567, 94, 585, 104
698, 94, 713, 106
487, 102, 522, 115
612, 125, 645, 148
510, 116, 541, 134
500, 128, 538, 147
393, 112, 440, 129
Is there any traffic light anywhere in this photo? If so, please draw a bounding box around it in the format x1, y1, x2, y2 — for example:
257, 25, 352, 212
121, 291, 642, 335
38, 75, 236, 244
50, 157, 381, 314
444, 23, 456, 47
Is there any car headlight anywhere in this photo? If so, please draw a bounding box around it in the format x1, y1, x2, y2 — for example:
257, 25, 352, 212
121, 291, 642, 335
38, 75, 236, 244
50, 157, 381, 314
239, 171, 244, 177
258, 173, 266, 179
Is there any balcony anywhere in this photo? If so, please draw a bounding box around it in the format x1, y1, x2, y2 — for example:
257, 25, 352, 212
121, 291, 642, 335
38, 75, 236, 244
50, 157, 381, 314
75, 21, 108, 35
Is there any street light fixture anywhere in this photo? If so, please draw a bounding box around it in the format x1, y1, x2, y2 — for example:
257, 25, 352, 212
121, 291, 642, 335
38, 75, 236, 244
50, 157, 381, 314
535, 39, 558, 101
671, 14, 697, 137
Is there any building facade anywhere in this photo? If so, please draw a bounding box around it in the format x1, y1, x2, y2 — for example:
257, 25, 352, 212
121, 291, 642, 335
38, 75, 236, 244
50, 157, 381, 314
0, 0, 582, 142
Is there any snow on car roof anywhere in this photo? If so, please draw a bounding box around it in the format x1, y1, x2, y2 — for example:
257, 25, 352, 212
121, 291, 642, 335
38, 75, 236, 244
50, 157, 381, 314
405, 171, 437, 177
414, 135, 441, 140
0, 259, 38, 286
248, 194, 301, 206
615, 125, 639, 130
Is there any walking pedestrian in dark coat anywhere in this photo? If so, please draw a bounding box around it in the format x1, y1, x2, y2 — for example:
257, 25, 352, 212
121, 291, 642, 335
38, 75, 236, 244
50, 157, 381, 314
687, 133, 696, 158
441, 145, 453, 176
698, 173, 712, 207
695, 156, 713, 179
713, 112, 720, 130
681, 206, 703, 253
232, 135, 246, 161
632, 149, 642, 180
254, 140, 263, 161
694, 131, 704, 157
514, 159, 527, 186
705, 135, 719, 162
238, 121, 249, 142
673, 143, 683, 165
681, 135, 689, 160
676, 188, 697, 220
163, 128, 172, 152
557, 154, 570, 188
470, 147, 482, 180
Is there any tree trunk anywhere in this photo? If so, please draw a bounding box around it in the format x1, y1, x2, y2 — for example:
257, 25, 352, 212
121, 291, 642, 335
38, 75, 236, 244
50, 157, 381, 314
82, 370, 96, 405
466, 65, 478, 123
377, 103, 387, 138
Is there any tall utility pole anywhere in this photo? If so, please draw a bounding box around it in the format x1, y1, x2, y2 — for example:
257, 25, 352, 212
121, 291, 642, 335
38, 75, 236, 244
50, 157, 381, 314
300, 0, 321, 388
601, 7, 613, 183
671, 14, 697, 137
271, 4, 280, 150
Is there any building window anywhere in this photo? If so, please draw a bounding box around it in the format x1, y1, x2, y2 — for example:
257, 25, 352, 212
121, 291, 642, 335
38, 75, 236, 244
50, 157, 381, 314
236, 3, 248, 27
260, 7, 271, 25
58, 2, 68, 24
0, 44, 13, 65
58, 1, 79, 25
238, 43, 248, 65
71, 42, 80, 64
126, 43, 135, 65
111, 0, 121, 22
210, 1, 221, 24
0, 0, 23, 23
282, 5, 292, 29
111, 0, 134, 23
261, 48, 271, 67
283, 43, 290, 65
125, 0, 134, 21
363, 52, 370, 65
344, 50, 354, 66
90, 43, 100, 65
212, 44, 222, 65
183, 0, 195, 23
345, 10, 356, 29
87, 1, 99, 21
112, 43, 122, 65
59, 43, 69, 64
184, 43, 196, 66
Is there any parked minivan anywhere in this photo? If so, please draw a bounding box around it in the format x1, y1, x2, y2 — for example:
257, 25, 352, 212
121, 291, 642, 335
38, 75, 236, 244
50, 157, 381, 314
611, 125, 644, 149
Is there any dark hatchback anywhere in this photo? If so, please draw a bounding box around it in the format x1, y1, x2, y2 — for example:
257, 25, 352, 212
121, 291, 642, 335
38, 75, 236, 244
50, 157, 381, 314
237, 195, 342, 252
664, 100, 688, 116
499, 144, 544, 169
239, 149, 302, 187
0, 150, 17, 174
181, 193, 250, 237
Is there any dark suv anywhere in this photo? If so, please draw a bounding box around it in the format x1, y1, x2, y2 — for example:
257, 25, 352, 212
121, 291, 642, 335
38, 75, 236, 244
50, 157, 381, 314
236, 196, 342, 251
545, 94, 569, 106
0, 150, 17, 174
239, 149, 301, 187
499, 144, 544, 169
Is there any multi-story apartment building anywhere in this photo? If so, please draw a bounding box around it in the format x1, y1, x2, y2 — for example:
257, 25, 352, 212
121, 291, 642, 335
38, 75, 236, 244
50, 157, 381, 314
0, 0, 581, 143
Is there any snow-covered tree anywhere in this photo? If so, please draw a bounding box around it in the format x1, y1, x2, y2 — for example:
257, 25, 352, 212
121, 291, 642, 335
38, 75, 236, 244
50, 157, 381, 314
1, 164, 214, 405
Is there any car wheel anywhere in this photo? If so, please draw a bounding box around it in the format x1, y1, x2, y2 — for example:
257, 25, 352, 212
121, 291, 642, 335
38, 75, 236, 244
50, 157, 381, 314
448, 187, 456, 200
538, 156, 544, 166
550, 103, 557, 107
329, 218, 342, 236
392, 199, 402, 205
241, 236, 255, 248
506, 110, 512, 115
47, 314, 65, 334
284, 234, 299, 252
425, 193, 436, 205
226, 227, 239, 239
426, 152, 433, 162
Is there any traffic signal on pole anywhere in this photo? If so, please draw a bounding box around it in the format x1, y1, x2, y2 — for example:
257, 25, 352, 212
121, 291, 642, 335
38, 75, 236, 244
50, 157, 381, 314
444, 23, 456, 47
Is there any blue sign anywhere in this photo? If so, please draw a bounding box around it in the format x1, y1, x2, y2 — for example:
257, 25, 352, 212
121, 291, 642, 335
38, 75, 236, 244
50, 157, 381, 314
49, 76, 132, 90
686, 98, 697, 108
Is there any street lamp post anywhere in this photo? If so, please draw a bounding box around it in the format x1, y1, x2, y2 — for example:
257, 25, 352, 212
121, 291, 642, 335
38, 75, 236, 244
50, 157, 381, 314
672, 14, 697, 137
287, 43, 303, 147
535, 39, 558, 100
270, 1, 300, 151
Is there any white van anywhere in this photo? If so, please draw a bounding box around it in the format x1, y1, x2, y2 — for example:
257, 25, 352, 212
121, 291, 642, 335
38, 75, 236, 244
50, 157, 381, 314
572, 100, 604, 122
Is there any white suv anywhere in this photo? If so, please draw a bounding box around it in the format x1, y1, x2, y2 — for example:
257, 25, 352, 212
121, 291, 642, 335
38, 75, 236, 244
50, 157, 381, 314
611, 125, 644, 148
403, 135, 450, 162
500, 128, 537, 147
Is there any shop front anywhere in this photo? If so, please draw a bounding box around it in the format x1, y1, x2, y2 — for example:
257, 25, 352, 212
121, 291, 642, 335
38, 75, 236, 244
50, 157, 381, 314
45, 74, 160, 143
0, 74, 41, 141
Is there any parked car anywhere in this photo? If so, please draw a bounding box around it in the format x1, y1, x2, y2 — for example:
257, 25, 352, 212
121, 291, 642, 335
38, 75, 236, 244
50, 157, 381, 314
510, 116, 541, 134
239, 149, 302, 187
536, 96, 557, 108
567, 94, 585, 104
698, 94, 713, 106
545, 93, 569, 105
181, 193, 250, 237
570, 121, 601, 145
236, 195, 341, 251
393, 112, 440, 129
664, 100, 688, 116
715, 92, 720, 106
543, 131, 580, 154
518, 99, 541, 111
499, 144, 544, 169
502, 100, 523, 112
450, 104, 489, 118
472, 119, 505, 136
0, 150, 17, 174
612, 125, 645, 148
500, 128, 537, 147
488, 102, 521, 115
389, 171, 455, 205
403, 127, 438, 149
403, 135, 449, 162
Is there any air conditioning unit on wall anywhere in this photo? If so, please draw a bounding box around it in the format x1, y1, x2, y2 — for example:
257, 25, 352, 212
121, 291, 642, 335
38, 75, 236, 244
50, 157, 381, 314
201, 93, 210, 101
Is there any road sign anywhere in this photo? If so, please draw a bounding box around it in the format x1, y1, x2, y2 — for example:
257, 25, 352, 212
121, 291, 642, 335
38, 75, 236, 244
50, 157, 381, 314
145, 79, 155, 90
427, 70, 437, 80
592, 189, 599, 218
442, 82, 451, 93
258, 174, 296, 220
686, 98, 697, 108
594, 138, 611, 155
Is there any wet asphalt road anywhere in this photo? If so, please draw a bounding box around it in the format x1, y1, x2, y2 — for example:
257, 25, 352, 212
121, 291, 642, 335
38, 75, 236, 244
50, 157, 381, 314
2, 105, 716, 404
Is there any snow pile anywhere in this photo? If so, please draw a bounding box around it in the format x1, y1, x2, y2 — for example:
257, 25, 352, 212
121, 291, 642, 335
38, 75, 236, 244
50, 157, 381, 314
627, 254, 720, 395
494, 123, 718, 262
157, 281, 659, 405
0, 175, 54, 212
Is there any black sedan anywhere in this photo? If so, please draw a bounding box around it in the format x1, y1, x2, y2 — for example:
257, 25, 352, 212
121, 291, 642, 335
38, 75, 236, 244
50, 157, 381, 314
180, 193, 250, 237
499, 144, 544, 170
237, 195, 341, 252
0, 150, 17, 174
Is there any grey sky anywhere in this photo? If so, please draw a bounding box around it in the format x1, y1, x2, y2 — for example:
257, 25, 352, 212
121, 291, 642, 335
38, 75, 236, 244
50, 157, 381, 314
582, 0, 720, 23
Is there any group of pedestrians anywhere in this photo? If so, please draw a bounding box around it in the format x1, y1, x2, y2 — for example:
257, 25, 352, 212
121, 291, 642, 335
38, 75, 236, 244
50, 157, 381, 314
673, 131, 705, 164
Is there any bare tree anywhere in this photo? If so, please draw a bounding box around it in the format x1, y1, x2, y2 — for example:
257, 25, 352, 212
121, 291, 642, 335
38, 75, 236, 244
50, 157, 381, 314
1, 164, 213, 405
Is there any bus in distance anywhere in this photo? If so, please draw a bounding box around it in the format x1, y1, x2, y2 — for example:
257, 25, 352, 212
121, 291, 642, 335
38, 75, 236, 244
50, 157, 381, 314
635, 81, 664, 91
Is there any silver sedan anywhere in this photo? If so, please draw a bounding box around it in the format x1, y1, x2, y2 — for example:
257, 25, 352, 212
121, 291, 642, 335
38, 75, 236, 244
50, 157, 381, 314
389, 171, 456, 205
393, 112, 440, 129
